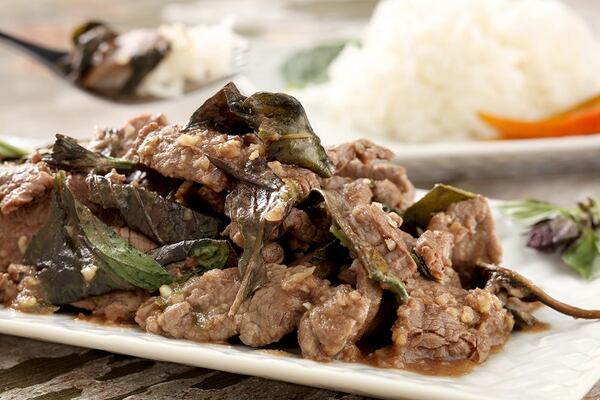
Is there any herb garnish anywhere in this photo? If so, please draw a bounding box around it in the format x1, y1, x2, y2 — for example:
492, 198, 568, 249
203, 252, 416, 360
502, 198, 600, 280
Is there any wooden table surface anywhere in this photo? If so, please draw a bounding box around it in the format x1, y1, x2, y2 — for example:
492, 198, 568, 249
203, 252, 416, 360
1, 1, 599, 399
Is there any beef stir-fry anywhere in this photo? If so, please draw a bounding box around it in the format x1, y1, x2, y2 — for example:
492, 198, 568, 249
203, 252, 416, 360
1, 83, 599, 374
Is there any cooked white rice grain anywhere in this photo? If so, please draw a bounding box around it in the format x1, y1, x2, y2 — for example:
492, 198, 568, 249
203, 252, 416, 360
137, 19, 246, 98
300, 0, 600, 142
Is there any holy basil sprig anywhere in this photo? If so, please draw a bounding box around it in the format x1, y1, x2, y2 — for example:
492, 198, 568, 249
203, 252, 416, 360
501, 198, 600, 280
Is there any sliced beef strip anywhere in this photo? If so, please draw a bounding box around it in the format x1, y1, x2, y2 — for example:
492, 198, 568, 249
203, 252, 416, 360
298, 260, 383, 362
414, 230, 454, 281
281, 208, 329, 244
0, 272, 18, 305
326, 139, 414, 210
427, 196, 502, 283
89, 113, 169, 157
0, 194, 51, 271
0, 162, 53, 215
326, 139, 394, 170
130, 123, 270, 193
0, 264, 35, 306
238, 264, 328, 347
71, 290, 149, 323
137, 264, 330, 347
336, 160, 414, 210
298, 284, 370, 362
372, 278, 514, 368
135, 267, 242, 343
346, 203, 417, 283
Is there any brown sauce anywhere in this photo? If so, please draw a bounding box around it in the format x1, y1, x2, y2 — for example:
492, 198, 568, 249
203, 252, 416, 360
517, 321, 551, 333
74, 313, 136, 328
365, 344, 505, 377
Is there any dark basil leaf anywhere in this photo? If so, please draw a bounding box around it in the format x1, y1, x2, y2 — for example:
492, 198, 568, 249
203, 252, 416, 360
226, 182, 296, 314
149, 239, 236, 270
182, 82, 251, 134
183, 83, 335, 178
402, 184, 476, 234
232, 91, 335, 178
87, 174, 224, 244
26, 172, 171, 304
526, 217, 580, 253
44, 135, 136, 174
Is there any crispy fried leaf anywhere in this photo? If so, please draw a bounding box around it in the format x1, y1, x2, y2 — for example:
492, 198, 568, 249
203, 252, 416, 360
402, 184, 476, 234
233, 91, 335, 178
87, 174, 224, 244
183, 83, 335, 178
26, 172, 171, 304
562, 228, 600, 280
182, 82, 250, 135
226, 182, 296, 314
317, 189, 409, 303
44, 134, 136, 174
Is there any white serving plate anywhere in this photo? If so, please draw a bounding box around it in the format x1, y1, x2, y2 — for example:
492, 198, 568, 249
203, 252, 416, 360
244, 42, 600, 182
1, 203, 599, 400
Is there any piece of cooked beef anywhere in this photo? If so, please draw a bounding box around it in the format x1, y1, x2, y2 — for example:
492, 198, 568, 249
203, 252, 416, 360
281, 208, 329, 244
414, 230, 454, 281
327, 139, 395, 170
130, 122, 271, 193
136, 267, 241, 342
71, 290, 149, 323
298, 284, 370, 362
90, 114, 169, 158
0, 162, 53, 215
346, 203, 417, 283
372, 278, 514, 367
427, 196, 502, 283
298, 260, 383, 362
0, 264, 35, 306
0, 195, 51, 271
238, 264, 328, 347
326, 140, 414, 210
0, 272, 18, 305
137, 264, 329, 347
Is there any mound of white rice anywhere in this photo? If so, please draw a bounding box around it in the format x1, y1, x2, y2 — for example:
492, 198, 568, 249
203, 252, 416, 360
137, 19, 246, 98
301, 0, 600, 142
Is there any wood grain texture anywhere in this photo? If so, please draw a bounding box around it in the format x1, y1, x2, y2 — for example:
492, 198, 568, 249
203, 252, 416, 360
0, 332, 596, 400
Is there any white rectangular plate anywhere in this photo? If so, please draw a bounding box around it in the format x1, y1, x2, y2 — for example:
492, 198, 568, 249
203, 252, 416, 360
1, 204, 599, 400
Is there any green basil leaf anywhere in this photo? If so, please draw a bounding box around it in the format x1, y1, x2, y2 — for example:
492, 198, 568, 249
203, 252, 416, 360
500, 199, 568, 222
281, 41, 353, 88
402, 184, 476, 234
562, 228, 600, 280
26, 172, 171, 304
0, 139, 29, 160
